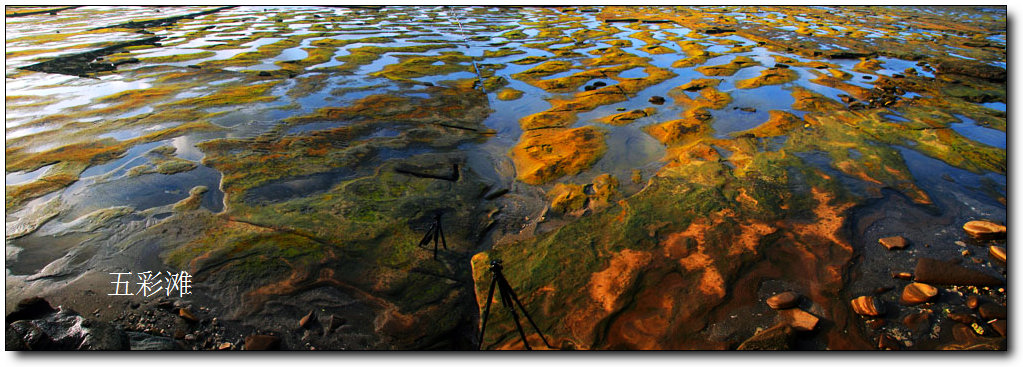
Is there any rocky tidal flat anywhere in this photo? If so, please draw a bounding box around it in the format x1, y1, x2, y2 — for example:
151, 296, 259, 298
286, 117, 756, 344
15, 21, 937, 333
4, 5, 1006, 350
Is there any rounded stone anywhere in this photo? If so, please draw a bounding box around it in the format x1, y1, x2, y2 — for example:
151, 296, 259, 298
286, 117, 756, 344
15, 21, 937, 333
851, 296, 884, 317
766, 291, 801, 310
901, 282, 938, 305
963, 220, 1006, 239
966, 295, 981, 309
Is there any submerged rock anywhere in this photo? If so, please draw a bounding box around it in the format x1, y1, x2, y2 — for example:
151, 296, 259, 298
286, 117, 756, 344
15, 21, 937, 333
128, 331, 182, 350
902, 310, 932, 334
244, 334, 281, 350
977, 303, 1007, 320
914, 258, 1004, 286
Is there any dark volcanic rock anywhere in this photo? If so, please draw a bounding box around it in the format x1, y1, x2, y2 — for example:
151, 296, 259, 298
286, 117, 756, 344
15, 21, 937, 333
914, 258, 1005, 286
878, 333, 901, 350
7, 309, 130, 350
942, 324, 1005, 350
825, 51, 875, 59
977, 303, 1007, 320
128, 331, 182, 350
875, 333, 900, 351
948, 313, 978, 325
737, 324, 795, 350
991, 320, 1007, 337
702, 27, 735, 35
935, 60, 1007, 82
902, 311, 932, 334
327, 315, 345, 332
6, 297, 57, 323
19, 36, 162, 77
244, 334, 281, 350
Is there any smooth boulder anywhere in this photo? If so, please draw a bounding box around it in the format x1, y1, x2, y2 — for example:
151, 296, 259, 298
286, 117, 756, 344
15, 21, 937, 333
851, 296, 884, 317
962, 220, 1006, 240
7, 309, 130, 350
901, 282, 938, 305
766, 291, 801, 310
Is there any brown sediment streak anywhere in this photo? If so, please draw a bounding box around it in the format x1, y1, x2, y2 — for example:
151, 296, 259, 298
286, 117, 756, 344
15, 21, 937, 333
587, 249, 652, 313
788, 188, 871, 349
675, 221, 727, 299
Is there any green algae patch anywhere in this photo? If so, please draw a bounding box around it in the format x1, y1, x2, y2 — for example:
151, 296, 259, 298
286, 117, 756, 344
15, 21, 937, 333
5, 161, 88, 211
496, 88, 524, 101
853, 58, 882, 73
735, 67, 799, 89
168, 81, 281, 108
483, 48, 526, 58
790, 87, 844, 112
172, 186, 209, 212
370, 52, 474, 82
501, 29, 529, 40
473, 168, 854, 349
511, 55, 550, 65
597, 107, 657, 125
669, 80, 731, 110
512, 60, 576, 80
327, 44, 456, 73
737, 110, 805, 138
126, 146, 198, 177
138, 54, 501, 343
548, 183, 588, 213
695, 55, 759, 77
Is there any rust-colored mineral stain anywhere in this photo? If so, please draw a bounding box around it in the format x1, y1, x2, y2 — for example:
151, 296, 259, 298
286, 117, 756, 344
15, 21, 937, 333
588, 249, 653, 312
